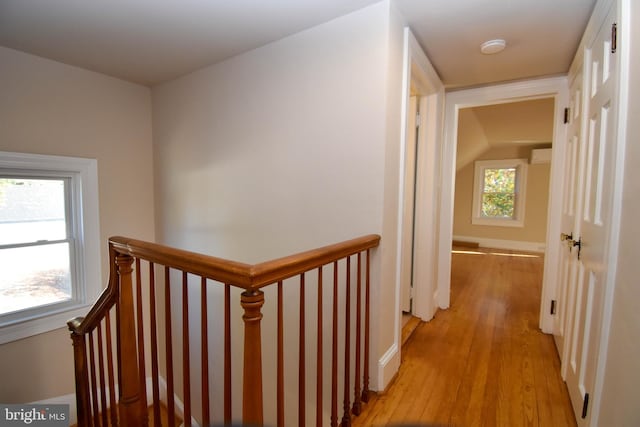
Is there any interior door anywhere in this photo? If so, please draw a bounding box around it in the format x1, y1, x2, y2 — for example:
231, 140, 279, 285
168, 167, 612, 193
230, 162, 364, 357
400, 96, 418, 313
554, 68, 584, 377
565, 5, 618, 425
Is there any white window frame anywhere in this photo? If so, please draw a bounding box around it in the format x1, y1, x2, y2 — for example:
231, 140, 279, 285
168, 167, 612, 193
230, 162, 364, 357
472, 158, 527, 228
0, 151, 101, 344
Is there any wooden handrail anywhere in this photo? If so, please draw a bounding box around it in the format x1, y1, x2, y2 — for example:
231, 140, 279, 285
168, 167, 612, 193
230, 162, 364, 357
68, 243, 121, 335
70, 234, 379, 336
108, 234, 380, 290
69, 234, 380, 426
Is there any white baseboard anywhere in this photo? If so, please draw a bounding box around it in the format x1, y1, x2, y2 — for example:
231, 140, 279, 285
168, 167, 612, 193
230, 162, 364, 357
155, 376, 199, 427
453, 235, 546, 253
32, 377, 199, 427
377, 343, 400, 391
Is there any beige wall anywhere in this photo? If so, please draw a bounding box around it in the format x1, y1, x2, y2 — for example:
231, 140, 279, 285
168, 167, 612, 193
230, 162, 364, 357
152, 2, 404, 423
456, 109, 490, 171
453, 145, 551, 245
0, 47, 155, 402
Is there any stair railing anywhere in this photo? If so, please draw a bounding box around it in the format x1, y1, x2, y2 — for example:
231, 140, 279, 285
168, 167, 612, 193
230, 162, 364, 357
68, 234, 380, 426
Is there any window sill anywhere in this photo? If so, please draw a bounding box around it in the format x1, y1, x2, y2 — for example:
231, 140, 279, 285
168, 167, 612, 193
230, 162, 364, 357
0, 303, 93, 345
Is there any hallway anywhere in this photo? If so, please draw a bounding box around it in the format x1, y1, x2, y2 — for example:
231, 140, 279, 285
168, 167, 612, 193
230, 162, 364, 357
353, 248, 576, 426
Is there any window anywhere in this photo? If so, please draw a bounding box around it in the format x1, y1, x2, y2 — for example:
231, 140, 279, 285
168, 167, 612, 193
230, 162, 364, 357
0, 152, 101, 343
472, 159, 527, 227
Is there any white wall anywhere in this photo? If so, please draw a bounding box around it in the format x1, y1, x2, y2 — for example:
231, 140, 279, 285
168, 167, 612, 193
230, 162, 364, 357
0, 47, 155, 402
152, 7, 389, 261
152, 1, 404, 424
598, 1, 640, 425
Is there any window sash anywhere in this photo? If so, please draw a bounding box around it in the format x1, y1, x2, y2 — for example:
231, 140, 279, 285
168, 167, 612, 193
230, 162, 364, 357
0, 166, 89, 329
0, 151, 100, 343
481, 191, 516, 218
0, 241, 76, 318
472, 159, 527, 227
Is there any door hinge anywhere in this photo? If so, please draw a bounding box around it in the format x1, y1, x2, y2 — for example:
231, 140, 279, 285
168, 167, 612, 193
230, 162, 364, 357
550, 300, 557, 315
564, 107, 570, 124
611, 23, 617, 53
416, 112, 421, 128
582, 392, 590, 419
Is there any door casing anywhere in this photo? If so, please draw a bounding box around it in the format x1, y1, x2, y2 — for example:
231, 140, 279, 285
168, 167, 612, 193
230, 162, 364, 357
394, 26, 444, 341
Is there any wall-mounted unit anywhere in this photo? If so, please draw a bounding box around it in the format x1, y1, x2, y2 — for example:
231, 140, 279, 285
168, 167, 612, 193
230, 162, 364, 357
530, 148, 552, 164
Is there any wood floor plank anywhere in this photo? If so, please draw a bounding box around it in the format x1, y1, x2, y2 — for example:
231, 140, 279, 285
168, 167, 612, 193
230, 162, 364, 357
352, 248, 577, 427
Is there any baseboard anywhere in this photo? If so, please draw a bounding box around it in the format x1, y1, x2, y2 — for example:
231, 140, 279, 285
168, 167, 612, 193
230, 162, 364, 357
33, 377, 198, 427
32, 393, 77, 426
377, 343, 400, 391
155, 376, 199, 427
453, 235, 546, 253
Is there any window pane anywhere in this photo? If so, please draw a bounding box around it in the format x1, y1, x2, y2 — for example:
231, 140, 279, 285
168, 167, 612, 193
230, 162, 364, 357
0, 243, 72, 315
483, 168, 516, 193
0, 178, 67, 245
482, 193, 515, 218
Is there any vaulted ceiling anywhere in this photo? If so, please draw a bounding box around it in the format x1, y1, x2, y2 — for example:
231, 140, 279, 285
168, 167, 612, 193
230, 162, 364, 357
470, 98, 555, 146
0, 0, 597, 88
456, 98, 555, 171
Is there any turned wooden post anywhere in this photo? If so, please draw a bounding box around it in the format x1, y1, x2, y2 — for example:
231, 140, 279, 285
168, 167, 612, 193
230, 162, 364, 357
116, 254, 144, 425
70, 331, 91, 427
241, 289, 264, 426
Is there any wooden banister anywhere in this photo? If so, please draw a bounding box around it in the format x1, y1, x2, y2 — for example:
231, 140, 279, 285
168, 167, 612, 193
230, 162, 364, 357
108, 234, 380, 289
69, 234, 380, 427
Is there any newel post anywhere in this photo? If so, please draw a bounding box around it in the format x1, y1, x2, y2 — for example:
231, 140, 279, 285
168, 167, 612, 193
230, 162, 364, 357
116, 254, 144, 425
241, 289, 265, 426
70, 332, 91, 427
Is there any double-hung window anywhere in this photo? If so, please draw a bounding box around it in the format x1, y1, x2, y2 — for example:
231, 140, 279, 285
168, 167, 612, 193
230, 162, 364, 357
472, 159, 527, 227
0, 152, 101, 343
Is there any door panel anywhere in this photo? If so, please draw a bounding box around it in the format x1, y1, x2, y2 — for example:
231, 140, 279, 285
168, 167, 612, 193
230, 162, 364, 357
554, 69, 584, 369
564, 6, 618, 425
400, 96, 418, 313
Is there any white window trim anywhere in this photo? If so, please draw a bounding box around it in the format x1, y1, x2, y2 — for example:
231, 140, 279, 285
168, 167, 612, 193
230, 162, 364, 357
0, 151, 101, 344
472, 158, 527, 228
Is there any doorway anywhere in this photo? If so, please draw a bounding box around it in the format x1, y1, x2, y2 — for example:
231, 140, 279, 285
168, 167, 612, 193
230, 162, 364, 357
391, 27, 447, 365
396, 27, 444, 352
452, 98, 554, 254
437, 77, 569, 333
448, 99, 556, 366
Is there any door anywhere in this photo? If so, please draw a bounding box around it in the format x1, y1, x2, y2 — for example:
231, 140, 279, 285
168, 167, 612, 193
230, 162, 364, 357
565, 5, 618, 425
400, 96, 418, 313
555, 68, 584, 376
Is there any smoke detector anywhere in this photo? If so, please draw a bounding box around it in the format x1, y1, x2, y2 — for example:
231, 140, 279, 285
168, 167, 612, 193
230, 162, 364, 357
480, 39, 507, 54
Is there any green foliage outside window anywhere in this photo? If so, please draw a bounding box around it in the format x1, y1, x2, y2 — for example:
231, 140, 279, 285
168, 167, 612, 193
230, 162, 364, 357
481, 168, 516, 218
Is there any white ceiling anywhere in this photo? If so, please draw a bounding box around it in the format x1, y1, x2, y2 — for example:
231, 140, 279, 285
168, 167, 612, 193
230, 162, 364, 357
0, 0, 597, 88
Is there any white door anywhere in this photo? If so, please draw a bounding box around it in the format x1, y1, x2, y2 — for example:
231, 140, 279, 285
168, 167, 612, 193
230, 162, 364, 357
400, 96, 418, 313
565, 5, 618, 425
554, 68, 584, 376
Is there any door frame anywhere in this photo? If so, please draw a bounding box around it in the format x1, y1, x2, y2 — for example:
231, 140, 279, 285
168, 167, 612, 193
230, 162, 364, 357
395, 27, 444, 330
437, 77, 569, 333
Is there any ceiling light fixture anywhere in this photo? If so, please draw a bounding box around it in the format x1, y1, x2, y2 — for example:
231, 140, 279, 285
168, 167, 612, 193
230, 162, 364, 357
480, 39, 507, 55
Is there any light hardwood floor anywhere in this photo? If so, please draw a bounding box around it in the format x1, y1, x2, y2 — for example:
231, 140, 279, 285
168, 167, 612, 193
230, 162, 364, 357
353, 247, 576, 427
